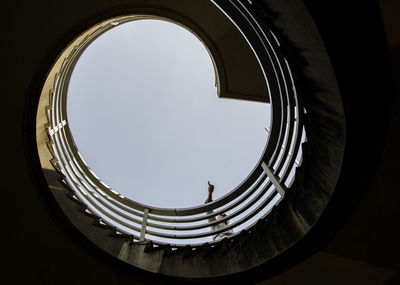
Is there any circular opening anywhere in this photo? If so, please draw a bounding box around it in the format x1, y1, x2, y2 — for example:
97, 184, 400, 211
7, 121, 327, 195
67, 19, 270, 208
36, 11, 307, 248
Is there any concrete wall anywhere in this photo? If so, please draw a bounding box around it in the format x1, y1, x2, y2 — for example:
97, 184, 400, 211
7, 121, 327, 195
1, 0, 398, 284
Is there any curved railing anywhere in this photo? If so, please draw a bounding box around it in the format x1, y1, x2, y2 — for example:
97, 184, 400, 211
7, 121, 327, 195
44, 0, 306, 246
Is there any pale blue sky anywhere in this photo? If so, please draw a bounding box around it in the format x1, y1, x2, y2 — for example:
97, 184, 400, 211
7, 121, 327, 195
67, 19, 271, 209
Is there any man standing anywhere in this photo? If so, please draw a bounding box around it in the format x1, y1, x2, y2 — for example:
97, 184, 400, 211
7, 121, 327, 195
205, 181, 233, 241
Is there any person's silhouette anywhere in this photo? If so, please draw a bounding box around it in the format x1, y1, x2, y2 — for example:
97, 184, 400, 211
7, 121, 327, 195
205, 181, 233, 240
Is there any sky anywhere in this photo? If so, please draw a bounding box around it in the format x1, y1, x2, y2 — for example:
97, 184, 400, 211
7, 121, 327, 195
67, 19, 271, 209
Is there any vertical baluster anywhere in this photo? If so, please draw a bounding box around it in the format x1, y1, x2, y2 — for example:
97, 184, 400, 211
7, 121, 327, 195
261, 161, 287, 199
140, 208, 149, 242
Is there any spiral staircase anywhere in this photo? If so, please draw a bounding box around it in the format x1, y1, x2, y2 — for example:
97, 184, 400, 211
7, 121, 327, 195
2, 0, 399, 284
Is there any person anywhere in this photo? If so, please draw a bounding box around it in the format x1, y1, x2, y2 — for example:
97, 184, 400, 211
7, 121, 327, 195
205, 181, 233, 241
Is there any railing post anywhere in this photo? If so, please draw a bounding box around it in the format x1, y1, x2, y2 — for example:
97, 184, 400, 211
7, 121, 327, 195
140, 208, 149, 242
261, 161, 287, 199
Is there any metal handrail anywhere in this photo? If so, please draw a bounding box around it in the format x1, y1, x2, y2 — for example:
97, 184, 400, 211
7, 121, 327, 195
43, 0, 306, 246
